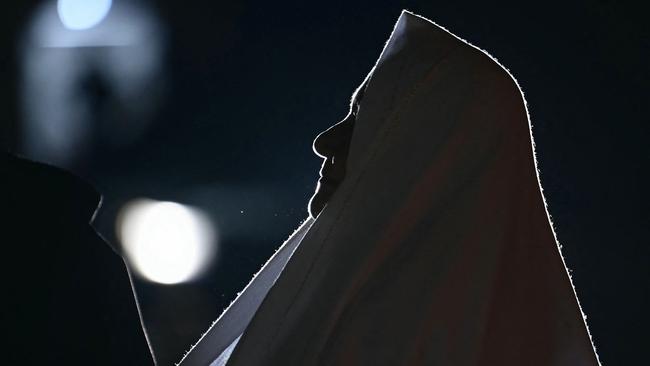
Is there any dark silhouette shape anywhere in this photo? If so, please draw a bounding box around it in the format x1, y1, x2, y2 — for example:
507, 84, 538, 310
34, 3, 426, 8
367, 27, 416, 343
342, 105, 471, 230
2, 151, 154, 365
181, 9, 600, 366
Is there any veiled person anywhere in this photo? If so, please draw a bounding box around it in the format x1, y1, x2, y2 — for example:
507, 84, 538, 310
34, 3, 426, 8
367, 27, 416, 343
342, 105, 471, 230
180, 10, 600, 366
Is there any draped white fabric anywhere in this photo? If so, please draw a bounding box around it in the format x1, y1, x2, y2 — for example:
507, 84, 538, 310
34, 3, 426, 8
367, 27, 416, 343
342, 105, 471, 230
180, 9, 600, 366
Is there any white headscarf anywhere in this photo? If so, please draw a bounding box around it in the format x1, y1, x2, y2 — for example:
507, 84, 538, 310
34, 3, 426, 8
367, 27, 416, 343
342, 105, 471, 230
181, 9, 600, 366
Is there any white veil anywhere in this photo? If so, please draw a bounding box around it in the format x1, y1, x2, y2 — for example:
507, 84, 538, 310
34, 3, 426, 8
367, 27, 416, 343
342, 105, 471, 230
181, 10, 600, 366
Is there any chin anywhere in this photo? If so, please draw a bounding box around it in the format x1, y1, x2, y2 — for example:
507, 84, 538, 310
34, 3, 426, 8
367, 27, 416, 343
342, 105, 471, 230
308, 182, 336, 219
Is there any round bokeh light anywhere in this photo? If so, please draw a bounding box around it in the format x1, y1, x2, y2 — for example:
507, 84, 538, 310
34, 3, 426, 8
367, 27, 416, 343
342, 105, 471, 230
117, 199, 216, 285
57, 0, 113, 30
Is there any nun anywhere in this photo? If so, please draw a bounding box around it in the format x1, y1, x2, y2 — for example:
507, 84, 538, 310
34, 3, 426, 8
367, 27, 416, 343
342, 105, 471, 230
179, 10, 601, 366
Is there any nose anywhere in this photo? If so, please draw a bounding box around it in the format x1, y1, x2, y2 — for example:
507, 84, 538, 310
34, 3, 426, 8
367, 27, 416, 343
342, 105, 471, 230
312, 112, 355, 159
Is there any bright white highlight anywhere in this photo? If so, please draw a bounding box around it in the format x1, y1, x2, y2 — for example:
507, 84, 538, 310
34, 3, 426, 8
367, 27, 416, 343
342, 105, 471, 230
117, 199, 216, 285
57, 0, 112, 30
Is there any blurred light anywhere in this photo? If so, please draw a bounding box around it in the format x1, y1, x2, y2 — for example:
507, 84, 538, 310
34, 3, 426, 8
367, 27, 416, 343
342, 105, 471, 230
21, 1, 165, 167
57, 0, 113, 30
117, 199, 216, 285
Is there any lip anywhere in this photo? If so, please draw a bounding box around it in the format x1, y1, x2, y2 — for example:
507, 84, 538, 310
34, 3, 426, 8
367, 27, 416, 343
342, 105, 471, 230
319, 163, 338, 180
318, 164, 332, 180
318, 176, 340, 188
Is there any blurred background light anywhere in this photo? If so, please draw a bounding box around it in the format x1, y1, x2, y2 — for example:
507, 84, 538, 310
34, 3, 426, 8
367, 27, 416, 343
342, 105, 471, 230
117, 199, 217, 285
20, 0, 165, 170
57, 0, 112, 30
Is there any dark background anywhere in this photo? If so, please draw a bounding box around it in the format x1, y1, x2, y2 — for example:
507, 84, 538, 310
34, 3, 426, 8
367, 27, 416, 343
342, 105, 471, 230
1, 1, 647, 365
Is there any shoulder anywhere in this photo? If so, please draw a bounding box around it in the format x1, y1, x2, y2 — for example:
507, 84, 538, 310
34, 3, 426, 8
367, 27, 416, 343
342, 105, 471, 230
5, 152, 101, 222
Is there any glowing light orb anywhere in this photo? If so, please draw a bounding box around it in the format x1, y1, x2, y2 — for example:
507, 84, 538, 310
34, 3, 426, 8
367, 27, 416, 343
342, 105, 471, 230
117, 199, 216, 285
57, 0, 113, 30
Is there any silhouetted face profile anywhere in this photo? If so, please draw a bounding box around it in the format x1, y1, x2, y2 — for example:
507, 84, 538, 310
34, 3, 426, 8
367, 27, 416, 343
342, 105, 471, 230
308, 92, 362, 218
